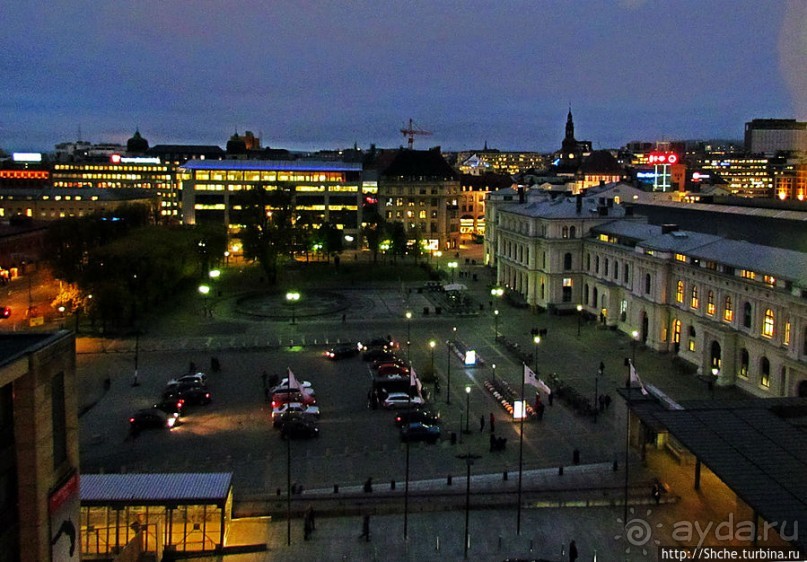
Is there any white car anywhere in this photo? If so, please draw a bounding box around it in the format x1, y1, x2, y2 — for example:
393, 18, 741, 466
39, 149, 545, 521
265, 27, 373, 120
168, 372, 207, 387
382, 393, 424, 409
272, 402, 321, 426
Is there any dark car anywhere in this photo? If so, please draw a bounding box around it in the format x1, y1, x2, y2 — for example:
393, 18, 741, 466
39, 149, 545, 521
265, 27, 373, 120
324, 344, 360, 360
400, 422, 441, 444
0, 306, 10, 319
154, 397, 184, 417
362, 348, 397, 362
279, 418, 319, 439
164, 380, 206, 396
177, 386, 212, 406
394, 409, 441, 428
129, 408, 176, 431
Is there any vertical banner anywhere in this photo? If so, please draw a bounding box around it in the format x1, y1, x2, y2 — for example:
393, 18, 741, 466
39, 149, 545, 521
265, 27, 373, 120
49, 472, 80, 562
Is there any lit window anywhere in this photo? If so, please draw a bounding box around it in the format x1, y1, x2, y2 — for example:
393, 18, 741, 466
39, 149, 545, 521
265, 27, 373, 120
763, 275, 775, 287
740, 270, 756, 280
762, 308, 774, 338
784, 319, 791, 347
690, 286, 699, 309
675, 253, 687, 262
723, 296, 733, 322
706, 291, 715, 316
676, 280, 684, 303
760, 357, 770, 388
739, 349, 749, 378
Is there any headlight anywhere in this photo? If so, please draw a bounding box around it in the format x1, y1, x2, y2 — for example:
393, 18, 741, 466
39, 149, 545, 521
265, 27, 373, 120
166, 417, 177, 428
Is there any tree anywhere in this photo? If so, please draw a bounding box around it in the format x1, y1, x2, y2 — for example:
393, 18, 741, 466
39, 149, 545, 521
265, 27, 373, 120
239, 186, 294, 284
362, 208, 384, 263
387, 222, 407, 262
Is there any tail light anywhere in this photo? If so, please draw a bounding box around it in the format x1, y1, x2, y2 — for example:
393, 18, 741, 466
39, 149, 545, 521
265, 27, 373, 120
205, 393, 211, 399
129, 417, 135, 423
271, 400, 278, 408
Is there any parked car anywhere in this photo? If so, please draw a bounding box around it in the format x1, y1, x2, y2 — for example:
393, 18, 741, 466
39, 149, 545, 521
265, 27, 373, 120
164, 380, 206, 397
382, 392, 424, 409
376, 363, 409, 377
400, 422, 441, 444
394, 409, 441, 428
362, 348, 397, 363
154, 397, 184, 417
279, 418, 319, 439
359, 337, 395, 351
168, 372, 207, 387
129, 408, 176, 431
271, 389, 317, 408
272, 402, 320, 426
0, 306, 10, 319
371, 357, 408, 371
324, 344, 360, 360
176, 386, 212, 405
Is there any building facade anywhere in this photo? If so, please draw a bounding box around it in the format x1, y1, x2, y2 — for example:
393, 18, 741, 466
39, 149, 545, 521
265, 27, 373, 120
179, 159, 366, 249
488, 184, 807, 398
0, 331, 80, 562
744, 118, 807, 156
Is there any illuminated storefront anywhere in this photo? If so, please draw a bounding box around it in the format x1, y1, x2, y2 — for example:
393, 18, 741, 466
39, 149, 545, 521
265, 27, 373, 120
80, 473, 233, 556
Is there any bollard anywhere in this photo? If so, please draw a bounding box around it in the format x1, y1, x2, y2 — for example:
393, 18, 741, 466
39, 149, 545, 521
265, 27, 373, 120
390, 479, 396, 490
503, 470, 508, 481
333, 484, 339, 494
436, 536, 440, 552
498, 535, 503, 550
447, 474, 453, 486
529, 539, 534, 552
558, 466, 564, 476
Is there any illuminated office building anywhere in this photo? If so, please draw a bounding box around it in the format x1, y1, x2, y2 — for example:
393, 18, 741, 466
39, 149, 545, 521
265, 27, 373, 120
696, 155, 772, 198
744, 118, 807, 157
179, 159, 365, 249
454, 149, 550, 176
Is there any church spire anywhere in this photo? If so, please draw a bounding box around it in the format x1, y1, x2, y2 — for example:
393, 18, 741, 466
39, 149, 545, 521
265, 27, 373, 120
565, 105, 575, 141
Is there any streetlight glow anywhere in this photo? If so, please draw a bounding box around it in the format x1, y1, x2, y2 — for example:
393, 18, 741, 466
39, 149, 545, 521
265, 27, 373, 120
286, 291, 300, 325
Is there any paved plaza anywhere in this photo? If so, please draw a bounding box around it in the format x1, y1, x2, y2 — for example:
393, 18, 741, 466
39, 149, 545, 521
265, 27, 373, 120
73, 249, 775, 561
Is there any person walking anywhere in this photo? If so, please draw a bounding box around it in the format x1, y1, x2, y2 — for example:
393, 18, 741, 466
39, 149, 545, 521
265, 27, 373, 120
489, 412, 495, 433
479, 414, 485, 432
569, 539, 578, 561
360, 514, 371, 542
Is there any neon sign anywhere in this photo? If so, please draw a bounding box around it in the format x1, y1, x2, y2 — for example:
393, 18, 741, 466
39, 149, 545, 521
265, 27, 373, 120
648, 152, 679, 165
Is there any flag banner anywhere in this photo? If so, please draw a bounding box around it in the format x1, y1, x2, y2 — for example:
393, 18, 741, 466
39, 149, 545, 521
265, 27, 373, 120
629, 360, 649, 395
409, 365, 423, 397
523, 364, 539, 389
536, 378, 552, 395
287, 367, 302, 391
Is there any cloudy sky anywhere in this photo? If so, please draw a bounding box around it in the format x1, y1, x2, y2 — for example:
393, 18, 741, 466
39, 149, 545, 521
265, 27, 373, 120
1, 1, 804, 153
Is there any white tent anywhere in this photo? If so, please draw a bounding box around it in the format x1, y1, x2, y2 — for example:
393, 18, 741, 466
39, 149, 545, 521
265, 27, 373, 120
443, 283, 468, 291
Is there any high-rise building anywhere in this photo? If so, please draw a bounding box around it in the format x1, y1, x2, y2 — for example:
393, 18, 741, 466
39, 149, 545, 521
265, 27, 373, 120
744, 118, 807, 156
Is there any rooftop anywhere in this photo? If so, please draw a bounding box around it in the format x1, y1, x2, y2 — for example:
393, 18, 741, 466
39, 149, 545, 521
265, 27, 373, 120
81, 472, 233, 505
180, 159, 362, 173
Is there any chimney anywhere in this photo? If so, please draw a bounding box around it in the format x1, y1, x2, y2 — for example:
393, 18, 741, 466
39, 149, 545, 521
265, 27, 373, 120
518, 186, 525, 204
576, 194, 582, 214
661, 224, 679, 234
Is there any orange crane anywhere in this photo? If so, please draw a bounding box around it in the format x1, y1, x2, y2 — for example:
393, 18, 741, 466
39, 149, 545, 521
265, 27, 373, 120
400, 118, 432, 149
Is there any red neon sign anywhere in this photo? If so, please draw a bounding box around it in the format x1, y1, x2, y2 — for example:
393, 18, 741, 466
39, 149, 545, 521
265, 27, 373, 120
110, 154, 122, 164
648, 152, 679, 165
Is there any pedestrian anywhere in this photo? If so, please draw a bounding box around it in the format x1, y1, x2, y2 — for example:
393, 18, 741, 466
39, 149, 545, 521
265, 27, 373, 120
599, 361, 605, 375
479, 414, 485, 432
548, 390, 554, 406
360, 514, 371, 542
652, 480, 662, 505
604, 394, 612, 409
489, 412, 495, 433
363, 477, 373, 493
598, 394, 606, 412
536, 401, 545, 420
569, 539, 578, 561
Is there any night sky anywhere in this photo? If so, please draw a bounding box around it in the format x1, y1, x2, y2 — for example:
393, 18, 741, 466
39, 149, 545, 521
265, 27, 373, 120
1, 1, 804, 153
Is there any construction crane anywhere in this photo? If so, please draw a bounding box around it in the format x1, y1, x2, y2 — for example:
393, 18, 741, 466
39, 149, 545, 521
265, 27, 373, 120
400, 118, 432, 150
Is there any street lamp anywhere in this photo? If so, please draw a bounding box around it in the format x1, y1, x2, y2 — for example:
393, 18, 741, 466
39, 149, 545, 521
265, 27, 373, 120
493, 309, 500, 341
208, 269, 221, 280
405, 311, 412, 360
576, 304, 583, 337
464, 386, 471, 434
710, 366, 719, 399
198, 284, 210, 318
533, 335, 541, 374
286, 291, 300, 325
448, 261, 458, 282
446, 339, 452, 405
491, 363, 496, 382
429, 340, 436, 376
456, 451, 482, 560
435, 250, 443, 274
490, 287, 504, 298
631, 330, 639, 365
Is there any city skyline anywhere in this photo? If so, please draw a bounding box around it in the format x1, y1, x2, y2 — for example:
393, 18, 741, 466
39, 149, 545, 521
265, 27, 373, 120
1, 1, 805, 154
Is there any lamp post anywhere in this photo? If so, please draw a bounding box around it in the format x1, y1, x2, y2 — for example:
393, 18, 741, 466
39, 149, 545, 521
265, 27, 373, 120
456, 451, 482, 560
287, 428, 292, 546
446, 339, 452, 405
594, 363, 602, 423
448, 261, 458, 283
429, 340, 436, 376
491, 363, 496, 382
710, 367, 719, 399
286, 291, 300, 325
576, 304, 583, 337
493, 309, 500, 341
631, 330, 639, 365
198, 284, 210, 318
435, 250, 442, 274
405, 311, 412, 360
464, 386, 471, 434
533, 335, 541, 375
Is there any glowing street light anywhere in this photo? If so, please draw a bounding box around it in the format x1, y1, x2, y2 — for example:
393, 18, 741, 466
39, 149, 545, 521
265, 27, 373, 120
493, 309, 500, 341
533, 335, 541, 374
405, 310, 413, 359
209, 269, 221, 279
286, 291, 300, 325
576, 304, 583, 337
447, 261, 458, 282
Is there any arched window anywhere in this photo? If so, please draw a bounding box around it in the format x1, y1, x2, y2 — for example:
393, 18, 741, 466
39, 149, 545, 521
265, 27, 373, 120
739, 349, 749, 378
645, 274, 651, 295
723, 296, 733, 322
586, 253, 591, 271
784, 319, 791, 347
743, 302, 753, 329
760, 357, 770, 388
624, 264, 630, 284
688, 325, 696, 351
540, 281, 545, 299
595, 256, 600, 273
562, 226, 569, 239
569, 226, 576, 239
614, 261, 620, 280
563, 252, 572, 270
672, 319, 682, 344
690, 285, 699, 309
604, 258, 609, 276
762, 308, 774, 338
676, 280, 684, 303
706, 291, 715, 316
